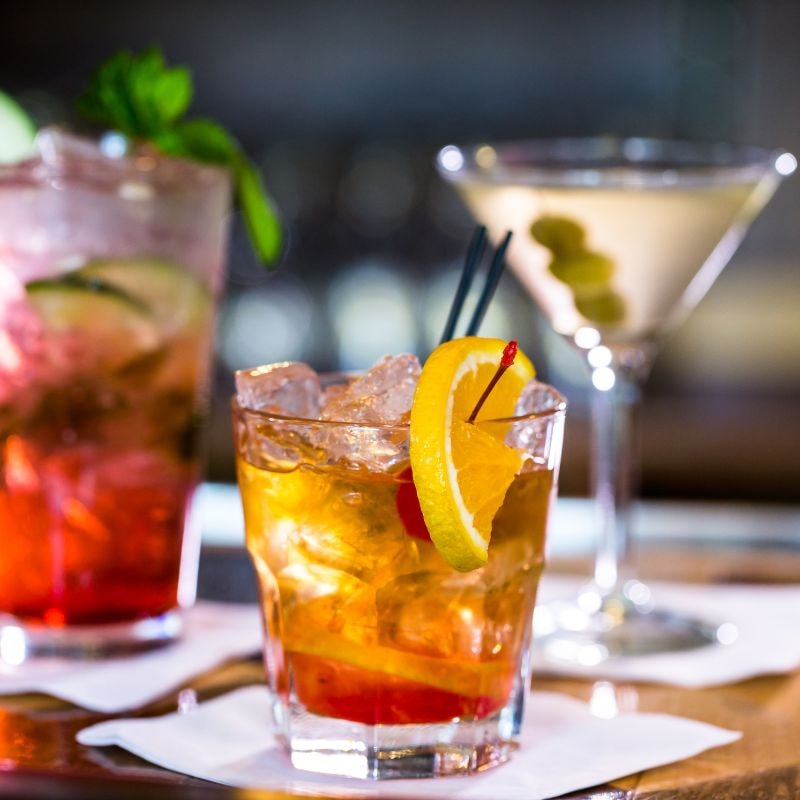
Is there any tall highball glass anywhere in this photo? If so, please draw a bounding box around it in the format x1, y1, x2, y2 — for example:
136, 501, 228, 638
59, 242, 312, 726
0, 129, 230, 659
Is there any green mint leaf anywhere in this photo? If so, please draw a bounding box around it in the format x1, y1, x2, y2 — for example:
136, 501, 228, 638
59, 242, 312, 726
79, 47, 283, 267
129, 49, 192, 130
78, 47, 192, 137
152, 67, 192, 125
154, 123, 283, 266
234, 156, 283, 266
125, 48, 164, 132
78, 51, 142, 136
155, 118, 237, 165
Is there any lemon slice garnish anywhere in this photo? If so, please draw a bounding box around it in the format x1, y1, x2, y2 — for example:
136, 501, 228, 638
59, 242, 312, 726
409, 337, 535, 571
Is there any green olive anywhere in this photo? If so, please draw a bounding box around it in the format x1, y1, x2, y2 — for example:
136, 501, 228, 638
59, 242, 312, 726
575, 291, 626, 324
530, 215, 586, 257
548, 253, 615, 289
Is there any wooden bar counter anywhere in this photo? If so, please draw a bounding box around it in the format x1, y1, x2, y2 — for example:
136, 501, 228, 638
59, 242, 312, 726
2, 500, 799, 799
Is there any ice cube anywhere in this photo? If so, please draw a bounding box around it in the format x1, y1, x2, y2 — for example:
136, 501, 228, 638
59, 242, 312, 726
506, 380, 565, 456
376, 571, 489, 660
315, 354, 419, 470
289, 509, 419, 586
318, 424, 411, 471
276, 563, 377, 645
482, 569, 539, 660
321, 354, 420, 424
514, 379, 560, 416
235, 362, 321, 418
320, 382, 347, 409
377, 569, 536, 663
1, 129, 229, 283
0, 288, 48, 408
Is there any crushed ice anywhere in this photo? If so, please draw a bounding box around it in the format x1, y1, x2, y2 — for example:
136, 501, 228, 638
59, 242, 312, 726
235, 362, 321, 419
321, 354, 420, 425
235, 356, 561, 472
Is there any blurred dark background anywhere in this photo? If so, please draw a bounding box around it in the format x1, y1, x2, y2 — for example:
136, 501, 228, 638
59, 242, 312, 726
2, 0, 798, 502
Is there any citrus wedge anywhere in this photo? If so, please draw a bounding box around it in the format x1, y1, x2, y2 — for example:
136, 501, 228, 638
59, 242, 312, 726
0, 90, 36, 164
409, 337, 535, 571
25, 277, 162, 371
284, 630, 512, 700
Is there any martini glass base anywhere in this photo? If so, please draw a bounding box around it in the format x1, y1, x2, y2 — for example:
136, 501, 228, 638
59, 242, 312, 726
534, 582, 720, 664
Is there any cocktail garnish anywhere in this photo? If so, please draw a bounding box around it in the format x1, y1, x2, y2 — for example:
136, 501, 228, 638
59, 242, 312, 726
531, 214, 626, 324
398, 340, 517, 543
439, 226, 486, 344
464, 231, 512, 335
439, 227, 512, 343
395, 466, 432, 541
467, 339, 517, 423
409, 336, 534, 570
0, 90, 35, 164
77, 48, 282, 267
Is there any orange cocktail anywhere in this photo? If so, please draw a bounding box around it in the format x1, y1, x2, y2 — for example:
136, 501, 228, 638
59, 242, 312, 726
234, 342, 566, 779
238, 457, 552, 725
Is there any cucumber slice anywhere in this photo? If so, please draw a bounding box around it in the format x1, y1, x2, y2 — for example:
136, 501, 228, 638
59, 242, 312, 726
77, 259, 212, 334
76, 259, 214, 391
0, 90, 36, 164
26, 278, 163, 371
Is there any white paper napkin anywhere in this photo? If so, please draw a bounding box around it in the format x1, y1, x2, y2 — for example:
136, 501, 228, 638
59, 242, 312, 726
534, 575, 800, 687
77, 684, 739, 799
0, 602, 261, 712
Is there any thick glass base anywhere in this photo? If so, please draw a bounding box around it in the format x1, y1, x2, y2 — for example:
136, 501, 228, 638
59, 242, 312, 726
280, 706, 519, 779
273, 686, 524, 780
533, 581, 720, 664
0, 610, 182, 663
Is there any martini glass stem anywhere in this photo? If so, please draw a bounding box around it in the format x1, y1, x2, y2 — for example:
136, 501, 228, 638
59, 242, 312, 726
589, 351, 646, 600
572, 346, 721, 656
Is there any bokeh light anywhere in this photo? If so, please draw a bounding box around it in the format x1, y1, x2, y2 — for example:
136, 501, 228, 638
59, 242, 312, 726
328, 261, 417, 369
220, 279, 316, 369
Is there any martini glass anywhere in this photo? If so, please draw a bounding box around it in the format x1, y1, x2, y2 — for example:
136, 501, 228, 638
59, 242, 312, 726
437, 137, 795, 661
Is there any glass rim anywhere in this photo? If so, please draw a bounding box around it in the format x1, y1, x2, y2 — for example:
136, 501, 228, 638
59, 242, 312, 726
436, 136, 796, 189
0, 127, 231, 194
231, 380, 567, 431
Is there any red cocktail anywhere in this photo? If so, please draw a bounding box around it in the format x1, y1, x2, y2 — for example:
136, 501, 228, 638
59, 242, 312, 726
0, 129, 229, 655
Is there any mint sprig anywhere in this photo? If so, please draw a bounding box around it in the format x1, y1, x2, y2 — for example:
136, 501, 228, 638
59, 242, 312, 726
78, 48, 282, 267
